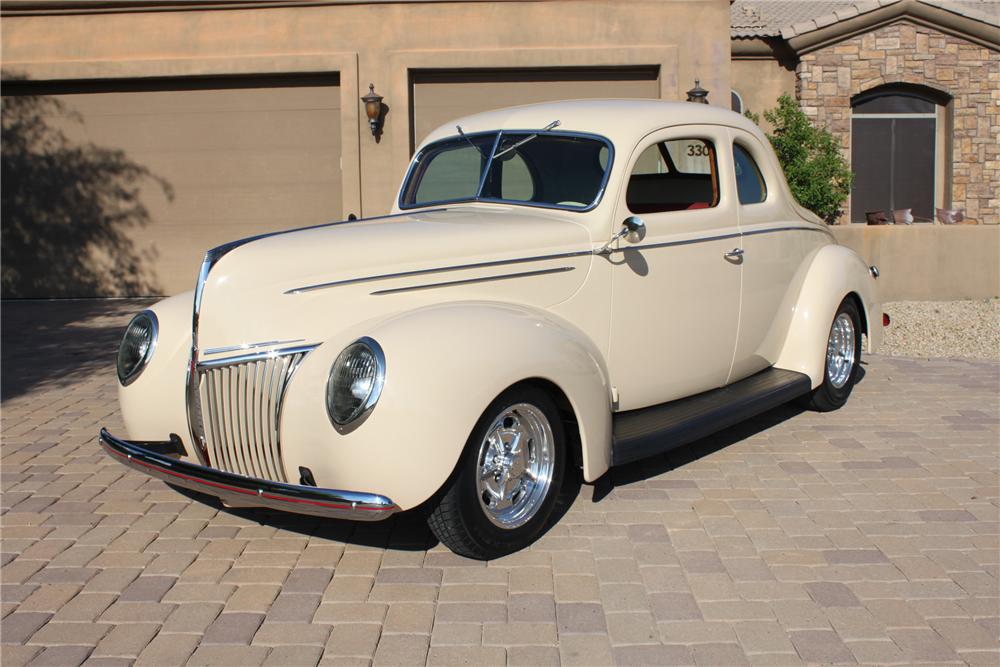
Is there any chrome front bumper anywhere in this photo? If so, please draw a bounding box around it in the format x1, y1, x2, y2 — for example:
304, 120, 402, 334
99, 428, 398, 521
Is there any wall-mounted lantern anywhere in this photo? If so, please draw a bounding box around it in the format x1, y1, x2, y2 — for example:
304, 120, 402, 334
361, 83, 384, 138
686, 79, 710, 104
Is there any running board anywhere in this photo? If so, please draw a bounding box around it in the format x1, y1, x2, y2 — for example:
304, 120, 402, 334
612, 368, 811, 466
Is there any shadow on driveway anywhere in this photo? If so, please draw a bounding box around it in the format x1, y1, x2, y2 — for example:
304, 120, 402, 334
1, 298, 154, 402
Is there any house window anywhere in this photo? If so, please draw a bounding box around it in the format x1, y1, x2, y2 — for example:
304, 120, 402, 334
850, 84, 951, 223
731, 90, 744, 114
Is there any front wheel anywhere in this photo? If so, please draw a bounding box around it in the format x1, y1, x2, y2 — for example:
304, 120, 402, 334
804, 298, 863, 412
426, 386, 565, 559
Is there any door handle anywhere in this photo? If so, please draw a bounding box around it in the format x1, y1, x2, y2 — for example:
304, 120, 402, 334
724, 247, 744, 259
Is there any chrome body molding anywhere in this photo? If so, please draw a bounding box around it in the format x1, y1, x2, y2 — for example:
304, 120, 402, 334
370, 266, 575, 296
203, 339, 306, 356
618, 225, 830, 255
99, 428, 398, 520
285, 226, 829, 296
198, 344, 319, 369
286, 251, 592, 295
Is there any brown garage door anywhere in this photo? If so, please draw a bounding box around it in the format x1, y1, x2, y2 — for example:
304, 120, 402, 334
410, 67, 660, 152
1, 75, 341, 297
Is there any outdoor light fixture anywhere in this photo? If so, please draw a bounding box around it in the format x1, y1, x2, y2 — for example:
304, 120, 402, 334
362, 83, 384, 137
686, 79, 709, 104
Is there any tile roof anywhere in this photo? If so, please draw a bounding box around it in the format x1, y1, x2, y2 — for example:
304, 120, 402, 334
731, 0, 1000, 39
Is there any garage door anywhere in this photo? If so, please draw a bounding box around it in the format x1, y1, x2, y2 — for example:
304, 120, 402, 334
1, 75, 341, 297
410, 67, 660, 151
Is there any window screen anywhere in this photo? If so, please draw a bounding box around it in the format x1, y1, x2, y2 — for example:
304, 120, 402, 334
733, 144, 767, 204
626, 139, 719, 214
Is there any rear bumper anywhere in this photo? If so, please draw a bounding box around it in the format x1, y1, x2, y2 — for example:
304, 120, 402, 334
99, 428, 398, 521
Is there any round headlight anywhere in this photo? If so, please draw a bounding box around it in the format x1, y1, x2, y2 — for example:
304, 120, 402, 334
117, 311, 158, 386
326, 337, 385, 430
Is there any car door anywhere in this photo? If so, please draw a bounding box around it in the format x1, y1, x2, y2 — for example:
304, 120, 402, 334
608, 125, 741, 411
728, 129, 825, 381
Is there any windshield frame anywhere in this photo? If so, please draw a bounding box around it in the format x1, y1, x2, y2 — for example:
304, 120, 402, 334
398, 129, 615, 213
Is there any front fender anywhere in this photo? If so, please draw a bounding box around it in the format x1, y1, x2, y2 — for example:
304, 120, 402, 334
279, 301, 612, 510
119, 291, 193, 441
774, 244, 880, 387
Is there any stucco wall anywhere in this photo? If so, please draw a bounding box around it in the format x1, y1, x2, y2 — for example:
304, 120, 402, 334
832, 225, 1000, 301
1, 0, 733, 218
731, 57, 795, 124
797, 20, 1000, 225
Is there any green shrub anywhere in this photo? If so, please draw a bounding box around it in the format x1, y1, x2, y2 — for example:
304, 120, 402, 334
752, 94, 853, 224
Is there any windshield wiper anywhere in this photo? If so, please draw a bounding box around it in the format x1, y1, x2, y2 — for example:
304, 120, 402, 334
492, 120, 560, 159
456, 125, 488, 159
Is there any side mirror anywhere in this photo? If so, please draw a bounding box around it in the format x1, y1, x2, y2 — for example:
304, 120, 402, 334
622, 216, 646, 243
595, 216, 646, 256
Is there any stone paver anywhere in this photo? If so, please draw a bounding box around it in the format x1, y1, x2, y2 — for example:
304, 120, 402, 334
2, 300, 998, 665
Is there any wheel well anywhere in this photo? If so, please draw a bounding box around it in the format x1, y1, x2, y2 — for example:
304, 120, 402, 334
518, 378, 584, 472
846, 292, 868, 337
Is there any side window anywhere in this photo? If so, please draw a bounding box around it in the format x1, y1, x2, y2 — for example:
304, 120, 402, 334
626, 138, 719, 214
733, 144, 767, 205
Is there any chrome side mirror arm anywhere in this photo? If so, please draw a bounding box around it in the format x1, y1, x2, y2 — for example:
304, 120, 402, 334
595, 216, 645, 256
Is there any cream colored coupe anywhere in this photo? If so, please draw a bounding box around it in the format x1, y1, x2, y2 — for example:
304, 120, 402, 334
102, 100, 881, 558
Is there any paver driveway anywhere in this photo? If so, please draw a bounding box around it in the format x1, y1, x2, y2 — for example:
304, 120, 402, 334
2, 300, 998, 666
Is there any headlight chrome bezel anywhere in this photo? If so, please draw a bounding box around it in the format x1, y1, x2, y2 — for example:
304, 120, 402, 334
326, 336, 386, 434
117, 310, 159, 386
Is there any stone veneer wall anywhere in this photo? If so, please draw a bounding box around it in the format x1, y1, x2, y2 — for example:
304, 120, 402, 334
797, 20, 999, 224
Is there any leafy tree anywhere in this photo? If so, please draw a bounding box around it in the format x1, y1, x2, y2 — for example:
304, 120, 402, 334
2, 87, 172, 296
751, 94, 853, 224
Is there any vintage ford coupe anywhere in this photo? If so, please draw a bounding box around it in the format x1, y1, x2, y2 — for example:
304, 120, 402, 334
102, 100, 881, 558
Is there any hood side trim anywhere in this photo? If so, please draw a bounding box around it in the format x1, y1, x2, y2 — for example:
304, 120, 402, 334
370, 266, 575, 296
286, 249, 594, 295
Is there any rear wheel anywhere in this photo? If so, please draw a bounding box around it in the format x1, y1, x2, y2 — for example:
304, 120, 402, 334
804, 298, 862, 412
427, 386, 565, 559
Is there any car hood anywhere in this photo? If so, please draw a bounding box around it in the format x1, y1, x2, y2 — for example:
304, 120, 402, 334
196, 205, 595, 349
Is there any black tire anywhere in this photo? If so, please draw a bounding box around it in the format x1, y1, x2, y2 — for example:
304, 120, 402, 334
426, 385, 566, 560
804, 297, 863, 412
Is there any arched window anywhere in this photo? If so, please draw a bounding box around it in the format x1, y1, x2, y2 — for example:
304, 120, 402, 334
731, 90, 744, 114
850, 83, 951, 223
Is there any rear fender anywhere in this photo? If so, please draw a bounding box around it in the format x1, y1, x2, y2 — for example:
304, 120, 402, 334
279, 301, 612, 510
774, 244, 880, 387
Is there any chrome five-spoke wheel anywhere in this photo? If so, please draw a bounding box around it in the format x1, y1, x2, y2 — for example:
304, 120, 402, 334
826, 312, 856, 389
426, 386, 566, 560
476, 403, 555, 529
805, 298, 862, 412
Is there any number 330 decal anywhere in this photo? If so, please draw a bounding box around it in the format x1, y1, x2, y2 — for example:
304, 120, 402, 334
687, 143, 709, 157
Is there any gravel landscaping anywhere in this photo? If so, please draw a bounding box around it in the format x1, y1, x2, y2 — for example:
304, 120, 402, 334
879, 298, 1000, 361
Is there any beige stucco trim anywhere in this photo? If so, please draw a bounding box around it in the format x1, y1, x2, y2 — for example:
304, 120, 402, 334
385, 45, 679, 189
1, 53, 363, 220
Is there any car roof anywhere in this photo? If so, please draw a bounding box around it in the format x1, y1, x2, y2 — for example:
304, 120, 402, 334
419, 98, 766, 151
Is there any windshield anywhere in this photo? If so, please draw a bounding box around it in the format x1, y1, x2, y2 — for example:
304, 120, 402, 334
400, 131, 612, 211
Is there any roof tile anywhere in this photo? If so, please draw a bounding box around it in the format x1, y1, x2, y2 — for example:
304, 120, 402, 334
731, 0, 1000, 39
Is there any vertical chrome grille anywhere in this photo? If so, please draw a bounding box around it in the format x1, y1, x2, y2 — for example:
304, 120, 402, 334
196, 345, 315, 482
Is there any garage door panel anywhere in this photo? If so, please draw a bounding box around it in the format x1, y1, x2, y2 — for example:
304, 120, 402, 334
145, 185, 342, 225
412, 67, 660, 149
2, 76, 342, 297
122, 151, 339, 188
50, 109, 339, 153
